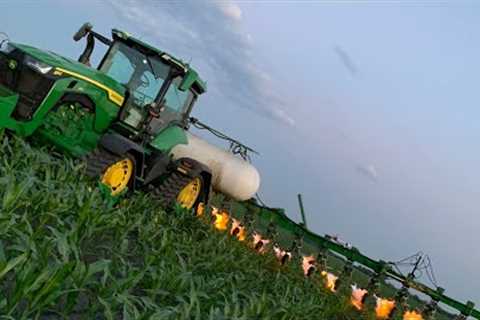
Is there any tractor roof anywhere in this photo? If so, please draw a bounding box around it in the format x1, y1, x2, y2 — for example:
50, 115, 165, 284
112, 29, 207, 94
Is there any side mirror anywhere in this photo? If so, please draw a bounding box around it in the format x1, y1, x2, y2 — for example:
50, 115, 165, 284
73, 22, 93, 42
179, 72, 195, 92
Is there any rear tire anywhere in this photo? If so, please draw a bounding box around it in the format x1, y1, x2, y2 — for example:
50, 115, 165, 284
152, 172, 203, 210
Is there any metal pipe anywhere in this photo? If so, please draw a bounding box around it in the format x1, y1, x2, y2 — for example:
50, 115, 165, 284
297, 193, 308, 229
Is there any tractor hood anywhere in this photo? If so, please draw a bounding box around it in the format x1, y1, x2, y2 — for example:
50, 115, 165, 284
11, 43, 126, 99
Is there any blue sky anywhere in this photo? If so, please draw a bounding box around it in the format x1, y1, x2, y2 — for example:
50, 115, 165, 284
3, 0, 479, 304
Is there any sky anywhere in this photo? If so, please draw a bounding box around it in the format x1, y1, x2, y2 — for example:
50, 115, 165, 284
2, 0, 479, 305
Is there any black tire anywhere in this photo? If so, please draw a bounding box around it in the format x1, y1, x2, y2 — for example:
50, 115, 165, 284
85, 148, 121, 178
152, 171, 203, 209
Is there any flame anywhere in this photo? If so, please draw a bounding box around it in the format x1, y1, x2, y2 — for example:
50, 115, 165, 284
230, 218, 246, 241
196, 202, 205, 216
302, 255, 316, 277
212, 207, 229, 231
403, 311, 423, 320
351, 285, 368, 310
375, 297, 396, 319
324, 272, 338, 292
273, 246, 292, 265
252, 233, 270, 253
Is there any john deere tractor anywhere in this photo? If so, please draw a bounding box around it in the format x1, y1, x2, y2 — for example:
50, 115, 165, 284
0, 23, 213, 209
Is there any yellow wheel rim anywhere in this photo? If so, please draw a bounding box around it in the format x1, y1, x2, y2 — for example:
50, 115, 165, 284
176, 177, 202, 209
101, 158, 133, 196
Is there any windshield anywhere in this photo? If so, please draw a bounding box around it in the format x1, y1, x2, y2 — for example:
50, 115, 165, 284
164, 76, 194, 113
99, 41, 197, 132
99, 42, 171, 129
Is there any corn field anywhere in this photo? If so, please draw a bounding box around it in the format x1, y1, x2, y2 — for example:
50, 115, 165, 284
0, 134, 374, 319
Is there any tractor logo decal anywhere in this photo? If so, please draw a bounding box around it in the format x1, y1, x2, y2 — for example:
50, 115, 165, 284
8, 59, 17, 70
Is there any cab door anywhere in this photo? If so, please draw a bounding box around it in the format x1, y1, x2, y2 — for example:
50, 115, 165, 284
148, 76, 194, 134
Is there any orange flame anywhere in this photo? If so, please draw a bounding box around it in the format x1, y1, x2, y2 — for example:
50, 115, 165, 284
196, 202, 205, 216
212, 207, 229, 231
230, 218, 246, 241
252, 233, 270, 253
324, 272, 338, 292
403, 311, 423, 320
302, 255, 316, 277
351, 285, 368, 310
273, 246, 291, 265
375, 297, 396, 319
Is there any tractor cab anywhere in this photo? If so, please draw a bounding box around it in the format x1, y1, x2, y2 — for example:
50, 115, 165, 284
75, 23, 206, 138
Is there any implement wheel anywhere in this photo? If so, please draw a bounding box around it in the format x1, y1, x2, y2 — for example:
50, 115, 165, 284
86, 148, 135, 196
152, 172, 203, 210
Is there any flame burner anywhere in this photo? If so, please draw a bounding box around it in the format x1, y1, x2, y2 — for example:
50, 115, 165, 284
375, 297, 396, 319
351, 285, 368, 310
302, 255, 316, 277
273, 246, 292, 265
196, 202, 205, 216
211, 207, 229, 231
403, 310, 424, 320
323, 272, 338, 292
230, 218, 246, 241
252, 233, 270, 253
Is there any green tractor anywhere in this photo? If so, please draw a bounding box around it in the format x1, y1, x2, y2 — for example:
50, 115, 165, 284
0, 23, 213, 209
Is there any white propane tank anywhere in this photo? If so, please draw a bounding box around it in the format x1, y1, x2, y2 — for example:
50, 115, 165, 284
169, 132, 260, 201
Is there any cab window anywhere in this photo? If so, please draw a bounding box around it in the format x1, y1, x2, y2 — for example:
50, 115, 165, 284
163, 77, 194, 113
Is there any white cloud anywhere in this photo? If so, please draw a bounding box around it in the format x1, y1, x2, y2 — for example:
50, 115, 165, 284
356, 164, 379, 182
107, 0, 294, 126
215, 0, 243, 21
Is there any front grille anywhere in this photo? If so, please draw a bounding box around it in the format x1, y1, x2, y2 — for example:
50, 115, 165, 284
0, 52, 55, 121
13, 67, 55, 120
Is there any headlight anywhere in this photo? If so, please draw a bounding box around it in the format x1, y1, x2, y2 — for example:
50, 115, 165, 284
24, 55, 52, 74
0, 41, 15, 54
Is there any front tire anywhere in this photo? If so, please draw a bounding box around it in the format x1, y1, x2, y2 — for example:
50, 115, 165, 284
86, 148, 135, 196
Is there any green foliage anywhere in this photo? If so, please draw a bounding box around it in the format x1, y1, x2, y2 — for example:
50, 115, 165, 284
0, 136, 370, 319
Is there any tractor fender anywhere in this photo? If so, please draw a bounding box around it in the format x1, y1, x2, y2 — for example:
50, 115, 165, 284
57, 92, 95, 112
98, 132, 145, 179
99, 132, 144, 155
143, 153, 171, 186
173, 157, 213, 205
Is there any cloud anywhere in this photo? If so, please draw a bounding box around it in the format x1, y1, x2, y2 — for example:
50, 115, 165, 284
216, 1, 243, 21
107, 0, 295, 126
334, 45, 358, 77
356, 164, 379, 182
